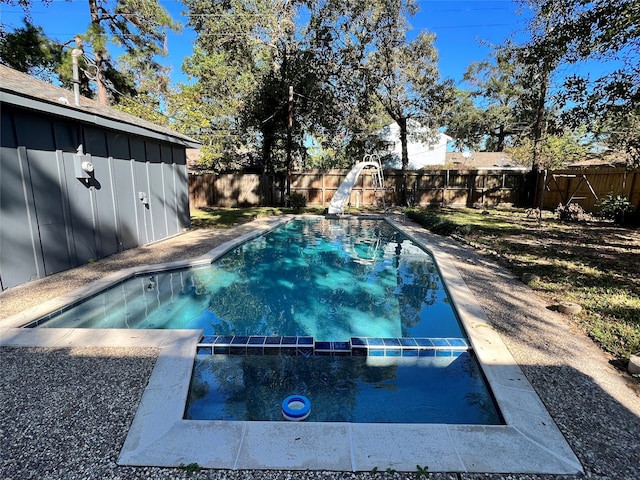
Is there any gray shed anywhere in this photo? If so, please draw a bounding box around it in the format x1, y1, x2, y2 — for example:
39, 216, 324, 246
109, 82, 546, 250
0, 65, 200, 291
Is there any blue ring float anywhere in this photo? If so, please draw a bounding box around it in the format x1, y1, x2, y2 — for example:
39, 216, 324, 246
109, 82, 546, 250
282, 395, 311, 421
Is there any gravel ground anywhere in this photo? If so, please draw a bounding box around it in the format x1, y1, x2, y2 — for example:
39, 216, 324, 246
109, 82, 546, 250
1, 214, 639, 480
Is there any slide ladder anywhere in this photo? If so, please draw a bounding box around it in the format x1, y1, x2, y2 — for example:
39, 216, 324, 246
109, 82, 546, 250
328, 154, 385, 214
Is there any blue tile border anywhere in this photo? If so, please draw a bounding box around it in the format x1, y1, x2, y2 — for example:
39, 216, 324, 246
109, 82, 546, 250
196, 335, 471, 357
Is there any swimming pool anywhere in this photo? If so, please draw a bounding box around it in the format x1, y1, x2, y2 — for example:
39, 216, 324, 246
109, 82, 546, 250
28, 219, 464, 341
5, 215, 582, 472
28, 217, 501, 425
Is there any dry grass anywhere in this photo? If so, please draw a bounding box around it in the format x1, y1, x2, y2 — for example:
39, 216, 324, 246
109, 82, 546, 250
408, 207, 640, 367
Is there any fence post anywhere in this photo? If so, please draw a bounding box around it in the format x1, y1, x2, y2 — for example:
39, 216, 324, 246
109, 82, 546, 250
469, 171, 475, 207
322, 172, 326, 206
628, 170, 639, 208
538, 169, 548, 226
445, 170, 450, 206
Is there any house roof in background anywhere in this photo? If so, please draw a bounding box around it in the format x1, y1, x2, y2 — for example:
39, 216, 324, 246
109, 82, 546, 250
0, 64, 200, 148
445, 152, 527, 169
567, 155, 632, 168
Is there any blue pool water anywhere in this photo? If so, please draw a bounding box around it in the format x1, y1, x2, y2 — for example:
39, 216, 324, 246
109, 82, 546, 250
32, 217, 502, 424
32, 218, 464, 341
185, 353, 501, 424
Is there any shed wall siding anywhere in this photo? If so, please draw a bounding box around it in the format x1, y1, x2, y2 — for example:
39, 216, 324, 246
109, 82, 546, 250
0, 106, 189, 291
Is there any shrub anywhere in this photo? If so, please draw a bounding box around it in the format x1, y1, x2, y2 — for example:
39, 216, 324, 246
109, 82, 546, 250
406, 210, 459, 236
289, 192, 307, 213
555, 203, 593, 222
178, 462, 202, 476
598, 193, 634, 225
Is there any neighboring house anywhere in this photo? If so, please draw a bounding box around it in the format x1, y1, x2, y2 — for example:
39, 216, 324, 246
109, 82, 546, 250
379, 121, 452, 169
445, 152, 527, 170
0, 65, 200, 291
566, 155, 632, 169
186, 148, 202, 172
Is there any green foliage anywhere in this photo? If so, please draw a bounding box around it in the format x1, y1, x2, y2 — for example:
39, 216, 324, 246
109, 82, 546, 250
413, 207, 640, 364
2, 0, 180, 110
114, 93, 170, 126
168, 74, 243, 173
288, 192, 307, 213
524, 0, 640, 166
415, 464, 430, 477
190, 207, 284, 229
445, 89, 491, 152
589, 312, 640, 364
406, 209, 461, 236
597, 193, 634, 224
75, 0, 181, 105
178, 462, 202, 476
0, 18, 63, 81
305, 0, 454, 170
506, 128, 591, 170
180, 0, 329, 173
181, 0, 442, 173
448, 51, 533, 153
358, 4, 452, 169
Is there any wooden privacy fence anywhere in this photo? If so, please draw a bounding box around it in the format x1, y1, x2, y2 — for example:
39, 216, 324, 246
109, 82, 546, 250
289, 169, 528, 207
534, 168, 640, 212
190, 169, 530, 209
191, 167, 640, 212
189, 173, 278, 207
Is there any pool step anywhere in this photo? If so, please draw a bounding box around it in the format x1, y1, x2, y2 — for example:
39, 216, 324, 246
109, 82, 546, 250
196, 335, 470, 357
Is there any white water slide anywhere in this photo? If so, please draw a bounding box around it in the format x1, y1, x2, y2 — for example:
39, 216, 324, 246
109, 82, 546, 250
328, 154, 385, 214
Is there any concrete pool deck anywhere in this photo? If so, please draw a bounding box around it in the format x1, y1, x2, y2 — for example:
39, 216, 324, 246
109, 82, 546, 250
1, 213, 639, 479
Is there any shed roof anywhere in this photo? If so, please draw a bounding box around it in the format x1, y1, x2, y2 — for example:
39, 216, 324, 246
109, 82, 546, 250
0, 64, 200, 148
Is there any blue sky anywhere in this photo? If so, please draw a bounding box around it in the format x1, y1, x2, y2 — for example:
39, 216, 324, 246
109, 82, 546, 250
1, 0, 536, 85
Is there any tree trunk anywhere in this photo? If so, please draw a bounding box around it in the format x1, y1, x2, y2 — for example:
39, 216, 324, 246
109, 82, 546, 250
262, 128, 273, 174
532, 68, 549, 172
286, 85, 293, 195
398, 116, 409, 171
88, 0, 109, 106
94, 51, 109, 106
496, 124, 505, 152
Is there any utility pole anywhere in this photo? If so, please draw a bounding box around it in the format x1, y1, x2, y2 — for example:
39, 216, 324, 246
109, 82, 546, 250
71, 37, 83, 107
